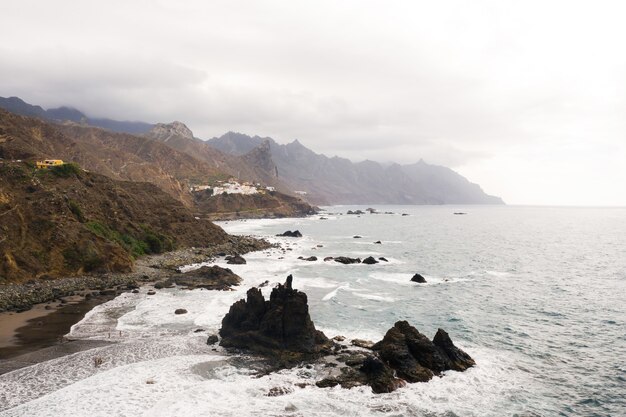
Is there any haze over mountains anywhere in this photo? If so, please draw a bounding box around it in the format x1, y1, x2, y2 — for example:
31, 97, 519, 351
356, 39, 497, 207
0, 96, 503, 205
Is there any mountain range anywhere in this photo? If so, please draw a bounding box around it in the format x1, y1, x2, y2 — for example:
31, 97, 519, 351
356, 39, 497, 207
0, 95, 503, 205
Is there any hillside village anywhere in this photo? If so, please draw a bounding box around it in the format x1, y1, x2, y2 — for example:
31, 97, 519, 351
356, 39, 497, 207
190, 179, 275, 196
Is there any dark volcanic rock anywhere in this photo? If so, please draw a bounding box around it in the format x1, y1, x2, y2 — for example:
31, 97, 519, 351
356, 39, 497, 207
353, 235, 362, 239
226, 254, 247, 265
411, 273, 427, 283
362, 256, 379, 265
360, 356, 406, 394
378, 257, 388, 262
303, 256, 318, 261
432, 329, 475, 371
206, 335, 219, 344
334, 257, 361, 264
167, 265, 242, 290
219, 275, 330, 359
372, 321, 474, 384
174, 308, 188, 315
323, 256, 334, 262
374, 240, 382, 244
276, 230, 303, 238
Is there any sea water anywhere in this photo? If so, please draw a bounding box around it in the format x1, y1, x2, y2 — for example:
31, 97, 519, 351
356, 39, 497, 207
1, 205, 624, 416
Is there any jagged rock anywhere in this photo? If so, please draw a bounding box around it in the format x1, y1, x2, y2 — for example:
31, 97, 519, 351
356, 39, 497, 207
333, 335, 346, 342
372, 321, 474, 384
219, 275, 330, 359
174, 308, 188, 315
226, 254, 247, 265
374, 240, 382, 244
362, 256, 379, 265
378, 257, 388, 262
334, 257, 361, 264
432, 329, 475, 371
276, 230, 302, 237
206, 335, 219, 344
411, 273, 427, 283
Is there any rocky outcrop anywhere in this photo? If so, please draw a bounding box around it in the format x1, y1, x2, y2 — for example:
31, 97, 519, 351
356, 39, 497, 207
218, 278, 474, 394
276, 230, 302, 237
411, 273, 427, 283
372, 321, 475, 381
219, 275, 330, 360
157, 265, 242, 291
226, 254, 247, 265
362, 256, 379, 265
334, 257, 361, 264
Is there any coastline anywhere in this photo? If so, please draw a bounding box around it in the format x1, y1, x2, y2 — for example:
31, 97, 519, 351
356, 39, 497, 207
0, 234, 272, 365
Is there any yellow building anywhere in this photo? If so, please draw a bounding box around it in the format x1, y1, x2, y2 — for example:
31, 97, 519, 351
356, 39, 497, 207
36, 159, 64, 169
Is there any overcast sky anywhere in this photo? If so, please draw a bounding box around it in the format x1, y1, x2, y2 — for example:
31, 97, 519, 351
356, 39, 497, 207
1, 0, 625, 205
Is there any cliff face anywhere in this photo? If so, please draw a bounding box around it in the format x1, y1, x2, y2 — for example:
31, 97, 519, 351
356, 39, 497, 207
144, 122, 283, 191
208, 132, 504, 205
0, 162, 227, 282
193, 189, 317, 220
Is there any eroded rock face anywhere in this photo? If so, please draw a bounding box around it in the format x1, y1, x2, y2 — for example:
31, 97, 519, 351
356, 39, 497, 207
219, 275, 329, 358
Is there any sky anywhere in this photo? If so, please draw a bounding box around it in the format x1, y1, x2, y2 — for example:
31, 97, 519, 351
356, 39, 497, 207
1, 0, 625, 206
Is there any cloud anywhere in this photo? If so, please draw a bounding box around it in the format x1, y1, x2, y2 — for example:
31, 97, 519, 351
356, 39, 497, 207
1, 0, 625, 204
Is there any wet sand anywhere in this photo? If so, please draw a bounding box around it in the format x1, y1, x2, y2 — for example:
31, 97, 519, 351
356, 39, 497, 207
0, 293, 116, 362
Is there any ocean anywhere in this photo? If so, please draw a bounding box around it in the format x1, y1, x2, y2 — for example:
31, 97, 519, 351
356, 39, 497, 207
1, 205, 624, 417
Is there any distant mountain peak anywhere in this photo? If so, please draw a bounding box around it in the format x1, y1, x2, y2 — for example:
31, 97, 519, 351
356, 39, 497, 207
148, 121, 194, 142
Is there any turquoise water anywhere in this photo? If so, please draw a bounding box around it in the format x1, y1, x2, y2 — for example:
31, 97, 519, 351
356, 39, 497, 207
1, 205, 624, 416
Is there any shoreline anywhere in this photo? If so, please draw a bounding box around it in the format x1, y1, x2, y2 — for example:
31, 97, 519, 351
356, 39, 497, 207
0, 234, 272, 364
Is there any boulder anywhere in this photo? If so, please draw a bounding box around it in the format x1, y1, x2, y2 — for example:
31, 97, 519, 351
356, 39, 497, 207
353, 235, 362, 239
411, 273, 427, 283
373, 241, 382, 244
378, 257, 388, 262
362, 256, 379, 265
219, 275, 330, 359
175, 308, 188, 315
304, 256, 318, 261
276, 230, 303, 238
323, 256, 334, 262
226, 254, 247, 265
206, 335, 219, 344
334, 256, 361, 264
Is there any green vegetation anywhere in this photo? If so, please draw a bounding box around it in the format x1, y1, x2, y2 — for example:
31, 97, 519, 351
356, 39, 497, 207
62, 244, 105, 272
85, 221, 174, 258
67, 199, 85, 222
50, 162, 82, 178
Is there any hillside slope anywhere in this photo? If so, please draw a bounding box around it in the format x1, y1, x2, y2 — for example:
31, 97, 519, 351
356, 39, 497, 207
0, 162, 227, 282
